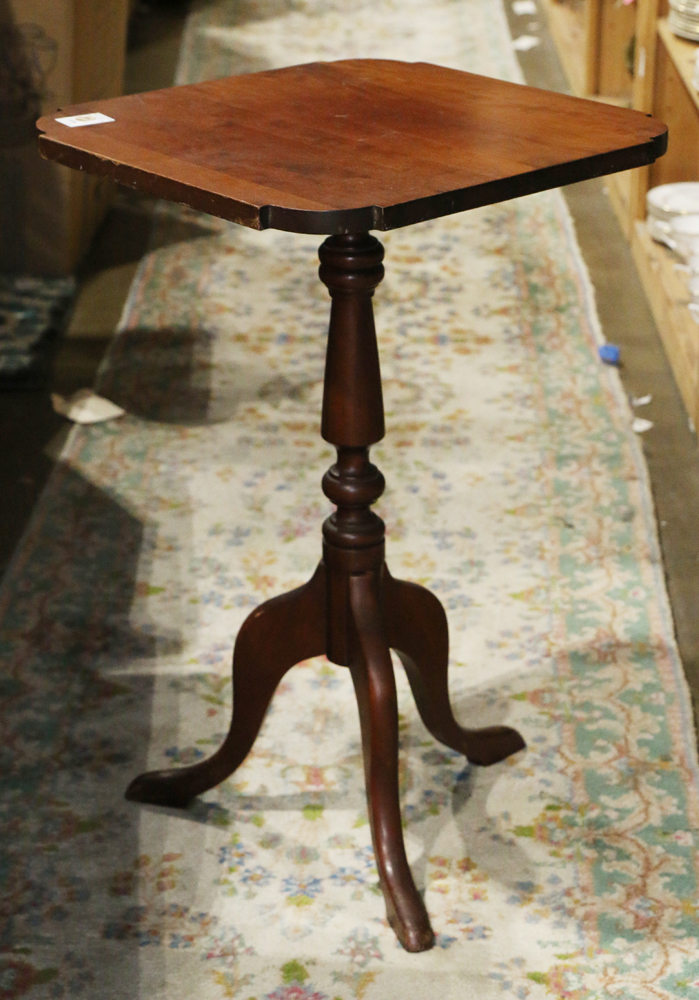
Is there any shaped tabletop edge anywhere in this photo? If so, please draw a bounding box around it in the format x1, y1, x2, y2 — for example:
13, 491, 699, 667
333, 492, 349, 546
36, 60, 668, 235
36, 133, 667, 237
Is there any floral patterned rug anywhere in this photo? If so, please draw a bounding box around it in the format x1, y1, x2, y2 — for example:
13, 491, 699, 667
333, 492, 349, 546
3, 0, 699, 997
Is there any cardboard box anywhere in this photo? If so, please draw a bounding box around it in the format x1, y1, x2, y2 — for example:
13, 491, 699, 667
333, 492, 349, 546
0, 0, 130, 275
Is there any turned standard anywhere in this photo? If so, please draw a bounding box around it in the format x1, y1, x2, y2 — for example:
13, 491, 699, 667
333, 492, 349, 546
37, 58, 667, 952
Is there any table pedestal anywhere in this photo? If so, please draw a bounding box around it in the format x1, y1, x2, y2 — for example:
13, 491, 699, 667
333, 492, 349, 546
126, 233, 526, 952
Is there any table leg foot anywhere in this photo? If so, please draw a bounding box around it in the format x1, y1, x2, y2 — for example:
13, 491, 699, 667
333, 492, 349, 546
349, 571, 436, 953
126, 564, 327, 808
384, 570, 526, 767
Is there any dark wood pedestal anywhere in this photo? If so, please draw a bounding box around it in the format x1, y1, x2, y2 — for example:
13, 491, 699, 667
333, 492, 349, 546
125, 232, 525, 951
36, 56, 667, 954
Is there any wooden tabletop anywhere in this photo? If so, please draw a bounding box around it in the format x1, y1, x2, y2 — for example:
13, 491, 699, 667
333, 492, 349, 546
37, 59, 667, 234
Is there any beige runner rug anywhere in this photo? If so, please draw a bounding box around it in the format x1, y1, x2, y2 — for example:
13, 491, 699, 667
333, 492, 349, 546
2, 1, 699, 997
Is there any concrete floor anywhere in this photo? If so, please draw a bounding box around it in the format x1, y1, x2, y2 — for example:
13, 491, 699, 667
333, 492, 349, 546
3, 1, 699, 729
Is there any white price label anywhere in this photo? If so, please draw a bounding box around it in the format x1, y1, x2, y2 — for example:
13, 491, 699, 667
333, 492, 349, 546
55, 112, 115, 128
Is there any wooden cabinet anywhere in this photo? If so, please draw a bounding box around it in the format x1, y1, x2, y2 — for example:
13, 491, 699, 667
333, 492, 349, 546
540, 0, 637, 102
540, 0, 649, 236
538, 0, 590, 95
629, 11, 699, 427
0, 0, 131, 275
597, 2, 638, 99
651, 21, 699, 188
543, 0, 699, 431
629, 11, 699, 431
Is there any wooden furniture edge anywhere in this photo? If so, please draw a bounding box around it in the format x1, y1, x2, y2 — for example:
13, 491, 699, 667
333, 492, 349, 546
657, 19, 699, 117
584, 0, 603, 95
37, 128, 668, 235
540, 0, 662, 238
539, 0, 589, 95
540, 0, 639, 106
632, 219, 699, 429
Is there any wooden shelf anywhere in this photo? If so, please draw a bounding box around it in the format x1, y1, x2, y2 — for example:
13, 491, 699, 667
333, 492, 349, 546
632, 221, 699, 428
650, 22, 699, 188
543, 0, 699, 435
597, 0, 637, 99
539, 0, 636, 99
657, 18, 699, 114
539, 0, 588, 95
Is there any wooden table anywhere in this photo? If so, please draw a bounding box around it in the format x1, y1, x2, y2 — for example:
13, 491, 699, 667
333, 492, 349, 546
37, 59, 667, 953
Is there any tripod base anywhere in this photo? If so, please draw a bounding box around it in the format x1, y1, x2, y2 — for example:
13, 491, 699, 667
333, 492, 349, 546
126, 560, 524, 952
127, 231, 525, 952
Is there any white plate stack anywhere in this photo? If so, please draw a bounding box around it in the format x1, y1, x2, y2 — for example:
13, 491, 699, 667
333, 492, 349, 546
646, 183, 699, 250
647, 184, 699, 323
669, 0, 699, 40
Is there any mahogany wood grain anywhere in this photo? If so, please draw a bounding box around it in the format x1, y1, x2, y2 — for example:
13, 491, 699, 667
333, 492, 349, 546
319, 234, 387, 663
37, 59, 667, 234
125, 564, 326, 807
58, 62, 668, 952
385, 569, 525, 766
125, 233, 527, 951
348, 570, 434, 953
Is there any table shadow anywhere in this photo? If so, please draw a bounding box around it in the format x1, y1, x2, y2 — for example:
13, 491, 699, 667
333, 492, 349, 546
0, 466, 176, 996
129, 672, 538, 919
